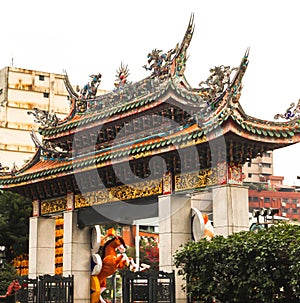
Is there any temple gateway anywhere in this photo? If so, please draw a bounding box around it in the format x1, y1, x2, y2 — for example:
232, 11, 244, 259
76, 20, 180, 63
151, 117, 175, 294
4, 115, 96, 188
1, 15, 300, 302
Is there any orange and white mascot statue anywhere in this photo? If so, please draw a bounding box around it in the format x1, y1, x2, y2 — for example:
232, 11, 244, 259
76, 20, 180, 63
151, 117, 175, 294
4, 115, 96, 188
90, 227, 136, 303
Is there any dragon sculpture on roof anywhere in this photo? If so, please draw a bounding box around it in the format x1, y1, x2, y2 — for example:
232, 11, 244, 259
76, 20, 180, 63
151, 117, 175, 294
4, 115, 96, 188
143, 13, 195, 80
27, 107, 59, 128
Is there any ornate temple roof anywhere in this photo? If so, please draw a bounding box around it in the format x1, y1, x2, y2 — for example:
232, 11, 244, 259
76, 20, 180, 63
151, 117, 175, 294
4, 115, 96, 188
1, 14, 299, 195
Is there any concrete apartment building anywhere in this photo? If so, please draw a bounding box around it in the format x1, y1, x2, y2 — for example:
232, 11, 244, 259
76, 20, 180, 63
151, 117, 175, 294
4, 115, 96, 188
0, 66, 71, 171
243, 151, 273, 182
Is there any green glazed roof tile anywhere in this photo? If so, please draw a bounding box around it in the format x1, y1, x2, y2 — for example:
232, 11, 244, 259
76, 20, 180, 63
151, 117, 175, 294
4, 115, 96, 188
262, 130, 268, 136
280, 131, 288, 138
245, 124, 251, 132
274, 131, 281, 138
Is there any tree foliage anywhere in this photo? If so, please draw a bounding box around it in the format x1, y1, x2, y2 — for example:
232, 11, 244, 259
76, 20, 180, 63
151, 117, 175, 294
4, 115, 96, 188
0, 191, 32, 262
174, 223, 300, 303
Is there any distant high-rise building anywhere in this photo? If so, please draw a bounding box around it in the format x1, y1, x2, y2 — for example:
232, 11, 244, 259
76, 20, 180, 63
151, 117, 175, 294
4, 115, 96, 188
0, 66, 71, 171
243, 151, 273, 182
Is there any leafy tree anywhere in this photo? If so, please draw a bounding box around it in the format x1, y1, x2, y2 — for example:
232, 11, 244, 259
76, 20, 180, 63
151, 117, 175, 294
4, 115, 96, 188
0, 191, 32, 262
174, 223, 300, 303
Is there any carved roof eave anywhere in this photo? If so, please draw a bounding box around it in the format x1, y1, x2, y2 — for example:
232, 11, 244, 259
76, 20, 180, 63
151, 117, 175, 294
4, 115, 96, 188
231, 103, 300, 133
199, 46, 300, 138
222, 117, 300, 144
39, 82, 204, 141
2, 112, 300, 188
36, 47, 251, 140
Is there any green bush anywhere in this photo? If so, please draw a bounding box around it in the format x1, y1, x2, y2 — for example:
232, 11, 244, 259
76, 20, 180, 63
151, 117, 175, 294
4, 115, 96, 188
0, 262, 18, 294
174, 223, 300, 303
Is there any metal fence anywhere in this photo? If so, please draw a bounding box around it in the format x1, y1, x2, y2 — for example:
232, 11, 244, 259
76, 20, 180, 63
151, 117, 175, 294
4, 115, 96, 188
121, 270, 175, 303
16, 275, 73, 303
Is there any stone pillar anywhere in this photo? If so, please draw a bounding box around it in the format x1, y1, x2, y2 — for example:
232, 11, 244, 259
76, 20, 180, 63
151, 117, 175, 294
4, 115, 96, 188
191, 191, 213, 214
28, 216, 56, 278
158, 193, 191, 303
213, 184, 249, 236
63, 210, 90, 303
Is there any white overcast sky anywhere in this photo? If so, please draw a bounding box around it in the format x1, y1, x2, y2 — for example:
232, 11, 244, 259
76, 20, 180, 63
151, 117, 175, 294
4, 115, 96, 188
0, 0, 299, 185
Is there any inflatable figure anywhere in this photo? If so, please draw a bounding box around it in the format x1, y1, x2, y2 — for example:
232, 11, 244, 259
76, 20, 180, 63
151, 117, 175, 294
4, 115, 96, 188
202, 213, 214, 240
90, 228, 136, 303
191, 207, 214, 241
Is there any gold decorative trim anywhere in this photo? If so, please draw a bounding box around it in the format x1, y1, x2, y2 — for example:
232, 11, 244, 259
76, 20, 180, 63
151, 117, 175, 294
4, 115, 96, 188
110, 179, 162, 201
75, 188, 116, 208
75, 179, 163, 208
175, 168, 218, 192
41, 197, 67, 215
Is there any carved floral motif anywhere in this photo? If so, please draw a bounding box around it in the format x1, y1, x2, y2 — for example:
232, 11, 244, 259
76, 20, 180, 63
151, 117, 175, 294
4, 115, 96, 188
41, 197, 67, 215
175, 168, 218, 192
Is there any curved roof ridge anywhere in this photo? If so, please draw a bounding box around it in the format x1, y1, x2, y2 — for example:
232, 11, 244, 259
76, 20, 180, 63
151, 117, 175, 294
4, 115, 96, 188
233, 103, 300, 129
11, 147, 42, 176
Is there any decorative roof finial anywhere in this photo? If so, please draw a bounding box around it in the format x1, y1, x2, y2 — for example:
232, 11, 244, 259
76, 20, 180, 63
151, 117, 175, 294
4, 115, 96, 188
274, 99, 300, 120
172, 13, 195, 77
114, 62, 130, 89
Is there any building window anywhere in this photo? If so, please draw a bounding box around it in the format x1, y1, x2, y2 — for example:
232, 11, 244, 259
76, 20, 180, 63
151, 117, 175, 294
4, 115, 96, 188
291, 199, 298, 204
263, 152, 271, 157
282, 208, 289, 214
264, 197, 270, 202
252, 196, 259, 202
282, 198, 289, 203
39, 75, 45, 81
292, 208, 298, 214
248, 173, 252, 178
43, 92, 49, 98
248, 162, 251, 167
262, 163, 271, 168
